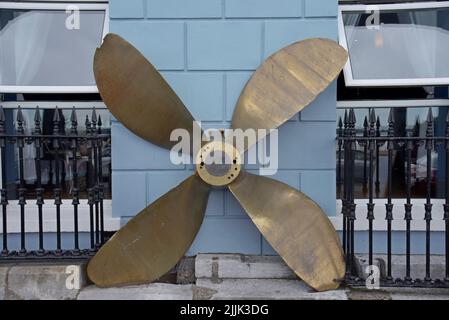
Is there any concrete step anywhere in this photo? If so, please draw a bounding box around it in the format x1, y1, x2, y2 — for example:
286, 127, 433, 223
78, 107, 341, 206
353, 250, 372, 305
195, 279, 348, 300
77, 283, 194, 300
0, 262, 87, 300
355, 254, 447, 280
195, 254, 297, 280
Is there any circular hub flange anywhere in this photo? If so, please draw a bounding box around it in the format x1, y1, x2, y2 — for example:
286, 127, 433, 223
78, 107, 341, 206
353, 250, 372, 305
196, 141, 242, 187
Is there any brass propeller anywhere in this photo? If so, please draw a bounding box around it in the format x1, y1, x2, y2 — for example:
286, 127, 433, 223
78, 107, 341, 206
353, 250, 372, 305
88, 33, 348, 291
229, 172, 345, 291
94, 33, 200, 153
232, 38, 348, 151
88, 175, 211, 287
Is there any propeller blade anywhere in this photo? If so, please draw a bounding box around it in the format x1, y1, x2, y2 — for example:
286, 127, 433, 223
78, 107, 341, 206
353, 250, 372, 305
94, 33, 200, 152
87, 174, 211, 287
231, 38, 347, 148
228, 171, 345, 292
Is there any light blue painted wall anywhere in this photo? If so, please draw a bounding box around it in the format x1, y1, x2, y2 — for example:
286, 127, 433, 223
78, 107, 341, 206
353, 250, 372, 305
109, 0, 339, 255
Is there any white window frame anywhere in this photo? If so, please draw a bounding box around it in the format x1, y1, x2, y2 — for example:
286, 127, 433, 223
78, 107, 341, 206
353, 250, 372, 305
338, 1, 449, 87
0, 1, 109, 94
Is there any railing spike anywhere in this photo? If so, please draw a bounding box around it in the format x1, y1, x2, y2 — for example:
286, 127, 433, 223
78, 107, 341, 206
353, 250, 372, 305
53, 106, 60, 122
349, 108, 356, 124
427, 108, 434, 123
70, 107, 78, 135
34, 106, 41, 135
369, 108, 376, 125
53, 106, 60, 135
85, 114, 91, 134
70, 106, 78, 124
0, 105, 5, 134
91, 107, 97, 132
388, 108, 395, 124
97, 115, 103, 134
16, 106, 24, 134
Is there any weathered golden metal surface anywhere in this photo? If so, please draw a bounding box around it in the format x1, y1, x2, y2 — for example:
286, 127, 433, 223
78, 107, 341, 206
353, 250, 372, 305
87, 174, 210, 287
231, 38, 348, 149
228, 171, 345, 292
94, 33, 200, 152
196, 141, 242, 187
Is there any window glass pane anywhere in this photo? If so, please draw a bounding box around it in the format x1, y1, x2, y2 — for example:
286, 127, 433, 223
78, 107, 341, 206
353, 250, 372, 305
342, 7, 449, 80
337, 107, 449, 199
0, 9, 105, 86
2, 108, 112, 200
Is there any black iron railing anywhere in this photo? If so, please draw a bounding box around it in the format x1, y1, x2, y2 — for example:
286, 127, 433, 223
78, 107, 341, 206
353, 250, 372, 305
0, 106, 111, 260
337, 107, 449, 288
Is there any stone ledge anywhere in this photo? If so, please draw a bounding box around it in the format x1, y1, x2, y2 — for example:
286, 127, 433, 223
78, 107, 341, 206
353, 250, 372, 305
195, 254, 297, 280
195, 279, 348, 300
77, 283, 194, 300
354, 254, 447, 280
2, 262, 87, 300
0, 266, 8, 300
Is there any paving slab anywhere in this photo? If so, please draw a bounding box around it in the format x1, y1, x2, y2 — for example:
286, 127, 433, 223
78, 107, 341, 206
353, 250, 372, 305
348, 287, 449, 300
196, 254, 297, 280
5, 263, 86, 300
0, 266, 8, 300
77, 283, 194, 300
195, 279, 348, 300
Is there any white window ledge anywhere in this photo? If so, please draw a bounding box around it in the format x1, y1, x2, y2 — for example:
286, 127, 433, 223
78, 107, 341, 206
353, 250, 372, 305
333, 199, 448, 232
1, 199, 446, 234
0, 200, 121, 233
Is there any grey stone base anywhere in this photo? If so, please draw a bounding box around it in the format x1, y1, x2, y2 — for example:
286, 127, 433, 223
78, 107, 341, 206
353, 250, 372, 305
354, 254, 447, 280
78, 283, 194, 300
1, 254, 448, 300
0, 262, 87, 300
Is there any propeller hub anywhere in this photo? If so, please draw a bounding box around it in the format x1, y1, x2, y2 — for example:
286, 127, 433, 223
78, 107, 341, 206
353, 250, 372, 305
196, 141, 242, 187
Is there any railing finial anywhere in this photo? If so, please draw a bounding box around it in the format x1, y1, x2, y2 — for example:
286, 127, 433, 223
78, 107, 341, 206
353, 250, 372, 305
53, 106, 61, 135
70, 107, 78, 135
16, 106, 24, 135
0, 105, 5, 134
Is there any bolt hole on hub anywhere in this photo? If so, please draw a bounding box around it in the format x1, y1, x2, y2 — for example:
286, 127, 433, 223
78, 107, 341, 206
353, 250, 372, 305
196, 141, 242, 187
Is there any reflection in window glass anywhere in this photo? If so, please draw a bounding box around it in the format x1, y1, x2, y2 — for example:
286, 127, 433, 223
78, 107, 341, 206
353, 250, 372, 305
0, 9, 105, 86
337, 107, 449, 199
2, 108, 111, 200
342, 7, 449, 80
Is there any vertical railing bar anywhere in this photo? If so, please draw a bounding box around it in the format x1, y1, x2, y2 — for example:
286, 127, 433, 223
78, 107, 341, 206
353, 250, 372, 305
348, 109, 357, 279
342, 111, 349, 276
97, 115, 105, 244
363, 116, 368, 190
0, 106, 8, 256
337, 117, 343, 186
86, 115, 95, 251
424, 108, 434, 282
375, 116, 381, 195
342, 111, 348, 258
405, 131, 414, 283
385, 108, 395, 283
367, 108, 376, 267
70, 107, 80, 255
34, 107, 45, 255
91, 109, 100, 248
17, 107, 27, 256
53, 107, 62, 255
445, 111, 449, 283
